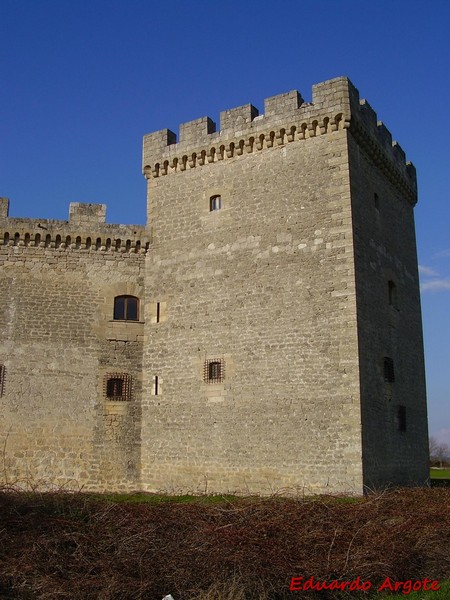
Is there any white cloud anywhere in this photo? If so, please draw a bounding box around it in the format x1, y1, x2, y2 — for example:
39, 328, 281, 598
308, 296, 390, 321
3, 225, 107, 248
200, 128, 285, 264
421, 279, 450, 292
418, 265, 439, 277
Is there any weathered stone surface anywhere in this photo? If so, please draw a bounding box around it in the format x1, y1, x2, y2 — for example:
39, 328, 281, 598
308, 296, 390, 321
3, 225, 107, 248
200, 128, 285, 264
0, 77, 428, 494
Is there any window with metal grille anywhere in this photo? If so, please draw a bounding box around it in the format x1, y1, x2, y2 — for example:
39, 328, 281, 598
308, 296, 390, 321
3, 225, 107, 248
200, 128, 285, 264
113, 295, 139, 321
0, 364, 5, 396
397, 405, 406, 432
210, 195, 222, 211
204, 359, 225, 383
383, 357, 395, 383
104, 373, 131, 401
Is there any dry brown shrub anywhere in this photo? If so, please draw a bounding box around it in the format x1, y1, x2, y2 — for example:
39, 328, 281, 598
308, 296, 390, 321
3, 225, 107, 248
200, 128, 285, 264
0, 487, 449, 599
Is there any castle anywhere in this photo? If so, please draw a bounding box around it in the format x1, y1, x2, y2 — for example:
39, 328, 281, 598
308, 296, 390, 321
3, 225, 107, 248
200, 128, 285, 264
0, 77, 429, 494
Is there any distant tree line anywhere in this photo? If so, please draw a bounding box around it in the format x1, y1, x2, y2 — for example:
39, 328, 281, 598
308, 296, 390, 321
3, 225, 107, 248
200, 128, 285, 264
429, 436, 449, 468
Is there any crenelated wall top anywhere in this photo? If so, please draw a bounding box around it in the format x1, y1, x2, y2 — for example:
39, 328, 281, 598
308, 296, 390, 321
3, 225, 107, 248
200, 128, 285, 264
142, 76, 417, 204
0, 200, 150, 253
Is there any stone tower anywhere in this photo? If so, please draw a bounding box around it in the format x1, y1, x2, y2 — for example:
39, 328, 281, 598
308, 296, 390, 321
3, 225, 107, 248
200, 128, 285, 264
0, 77, 428, 494
140, 76, 428, 494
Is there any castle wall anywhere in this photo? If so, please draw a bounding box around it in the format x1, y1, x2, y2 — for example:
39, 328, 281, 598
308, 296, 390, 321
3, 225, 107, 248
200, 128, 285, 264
0, 77, 428, 496
139, 79, 364, 495
347, 132, 429, 487
0, 203, 148, 490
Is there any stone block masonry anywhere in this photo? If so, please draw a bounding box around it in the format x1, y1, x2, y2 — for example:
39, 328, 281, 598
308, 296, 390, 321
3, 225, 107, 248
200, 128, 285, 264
0, 76, 428, 494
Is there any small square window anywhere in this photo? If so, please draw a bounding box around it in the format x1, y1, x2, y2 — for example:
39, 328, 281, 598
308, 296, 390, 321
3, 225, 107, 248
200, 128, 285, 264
204, 359, 225, 383
383, 357, 395, 383
104, 373, 131, 401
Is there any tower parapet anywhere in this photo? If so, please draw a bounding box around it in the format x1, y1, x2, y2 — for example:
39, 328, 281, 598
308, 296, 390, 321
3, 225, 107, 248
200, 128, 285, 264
0, 201, 149, 253
143, 76, 416, 204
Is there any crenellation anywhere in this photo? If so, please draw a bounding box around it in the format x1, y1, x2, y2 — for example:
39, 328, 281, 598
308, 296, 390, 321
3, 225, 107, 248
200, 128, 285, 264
392, 141, 406, 165
311, 76, 357, 110
179, 116, 216, 143
0, 198, 9, 219
1, 76, 428, 495
0, 200, 149, 253
350, 107, 416, 202
220, 104, 259, 132
264, 90, 303, 117
358, 99, 378, 132
142, 76, 415, 206
142, 77, 356, 171
376, 121, 393, 150
142, 128, 177, 167
69, 202, 106, 224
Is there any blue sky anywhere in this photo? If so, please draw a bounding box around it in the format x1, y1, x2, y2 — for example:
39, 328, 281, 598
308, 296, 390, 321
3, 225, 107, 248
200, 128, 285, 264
1, 0, 449, 446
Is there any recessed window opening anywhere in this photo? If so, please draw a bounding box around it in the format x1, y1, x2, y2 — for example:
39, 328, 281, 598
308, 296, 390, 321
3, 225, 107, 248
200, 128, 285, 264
0, 364, 5, 396
388, 280, 398, 308
156, 302, 161, 323
113, 295, 139, 321
104, 373, 131, 401
210, 195, 222, 212
374, 193, 380, 211
154, 375, 159, 396
204, 358, 225, 383
397, 405, 406, 432
107, 378, 123, 398
384, 357, 395, 383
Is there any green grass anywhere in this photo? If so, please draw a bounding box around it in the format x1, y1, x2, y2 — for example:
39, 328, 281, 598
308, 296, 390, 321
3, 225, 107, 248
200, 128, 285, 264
430, 468, 450, 479
386, 578, 450, 598
92, 492, 242, 504
91, 491, 365, 506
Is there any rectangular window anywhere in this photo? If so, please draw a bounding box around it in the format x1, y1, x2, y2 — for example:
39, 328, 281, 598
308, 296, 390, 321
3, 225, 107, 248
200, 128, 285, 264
383, 357, 395, 383
0, 364, 5, 396
397, 405, 406, 432
210, 195, 222, 211
113, 296, 139, 321
104, 373, 131, 401
204, 358, 225, 383
151, 375, 162, 396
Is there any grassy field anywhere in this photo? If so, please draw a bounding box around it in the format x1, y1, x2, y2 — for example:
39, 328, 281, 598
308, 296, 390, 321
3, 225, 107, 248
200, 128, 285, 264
385, 579, 450, 599
0, 487, 449, 599
430, 468, 450, 479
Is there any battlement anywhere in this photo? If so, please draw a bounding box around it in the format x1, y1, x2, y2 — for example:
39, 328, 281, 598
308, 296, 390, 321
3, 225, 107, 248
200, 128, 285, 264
0, 199, 149, 253
142, 76, 417, 204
